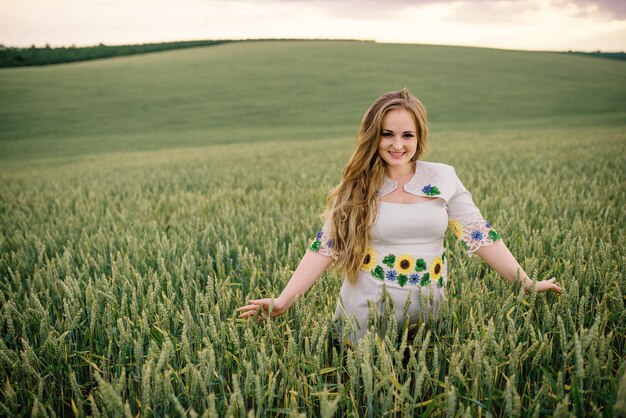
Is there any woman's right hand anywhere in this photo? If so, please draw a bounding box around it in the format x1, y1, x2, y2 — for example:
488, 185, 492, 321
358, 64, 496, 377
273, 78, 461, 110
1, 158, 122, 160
236, 250, 333, 321
236, 296, 289, 320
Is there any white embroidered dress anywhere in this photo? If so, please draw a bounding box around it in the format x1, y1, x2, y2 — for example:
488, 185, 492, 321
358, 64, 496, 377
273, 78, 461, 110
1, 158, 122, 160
308, 161, 501, 344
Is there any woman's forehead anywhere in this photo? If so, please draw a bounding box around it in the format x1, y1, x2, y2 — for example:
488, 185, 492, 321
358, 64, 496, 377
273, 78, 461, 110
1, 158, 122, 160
382, 109, 416, 130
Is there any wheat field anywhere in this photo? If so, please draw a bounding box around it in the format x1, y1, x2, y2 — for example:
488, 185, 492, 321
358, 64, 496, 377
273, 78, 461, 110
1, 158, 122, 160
1, 41, 625, 416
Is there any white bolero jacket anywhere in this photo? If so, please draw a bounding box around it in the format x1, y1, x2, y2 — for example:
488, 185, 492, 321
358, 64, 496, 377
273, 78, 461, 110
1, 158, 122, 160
310, 160, 501, 258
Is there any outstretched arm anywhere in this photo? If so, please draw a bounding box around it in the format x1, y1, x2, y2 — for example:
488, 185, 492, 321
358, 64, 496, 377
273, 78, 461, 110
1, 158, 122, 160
445, 166, 561, 295
474, 239, 562, 294
236, 250, 334, 319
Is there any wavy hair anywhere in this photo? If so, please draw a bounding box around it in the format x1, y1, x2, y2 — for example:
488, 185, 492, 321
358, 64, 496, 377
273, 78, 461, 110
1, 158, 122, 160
322, 88, 429, 285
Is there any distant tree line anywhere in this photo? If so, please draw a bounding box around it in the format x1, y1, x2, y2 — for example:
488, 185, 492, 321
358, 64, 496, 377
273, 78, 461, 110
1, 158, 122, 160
564, 50, 626, 61
4, 40, 619, 67
0, 40, 235, 67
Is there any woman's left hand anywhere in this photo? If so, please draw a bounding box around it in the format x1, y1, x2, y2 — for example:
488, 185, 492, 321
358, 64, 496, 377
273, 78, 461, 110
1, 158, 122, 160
525, 277, 562, 295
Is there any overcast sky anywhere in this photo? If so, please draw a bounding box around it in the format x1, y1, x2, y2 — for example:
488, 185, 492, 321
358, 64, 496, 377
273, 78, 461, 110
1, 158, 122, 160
1, 0, 624, 51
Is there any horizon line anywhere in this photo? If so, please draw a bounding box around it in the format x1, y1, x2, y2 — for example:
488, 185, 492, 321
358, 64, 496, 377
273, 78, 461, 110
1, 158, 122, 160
1, 37, 624, 54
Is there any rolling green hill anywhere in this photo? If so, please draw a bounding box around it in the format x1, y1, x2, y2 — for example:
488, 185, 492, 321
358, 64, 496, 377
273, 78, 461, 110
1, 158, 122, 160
1, 40, 624, 161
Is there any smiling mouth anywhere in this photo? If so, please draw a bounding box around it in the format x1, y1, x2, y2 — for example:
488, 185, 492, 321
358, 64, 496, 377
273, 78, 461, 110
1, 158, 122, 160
389, 151, 405, 157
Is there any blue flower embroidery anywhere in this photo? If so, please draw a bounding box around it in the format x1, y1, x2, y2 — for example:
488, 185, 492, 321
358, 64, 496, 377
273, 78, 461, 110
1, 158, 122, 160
386, 270, 398, 281
409, 273, 420, 285
471, 230, 484, 241
316, 231, 323, 239
326, 239, 334, 248
422, 184, 441, 196
485, 222, 491, 229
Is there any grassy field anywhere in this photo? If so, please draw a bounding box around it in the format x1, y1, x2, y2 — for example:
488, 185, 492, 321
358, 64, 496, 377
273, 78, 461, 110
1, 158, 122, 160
0, 40, 625, 416
1, 41, 625, 160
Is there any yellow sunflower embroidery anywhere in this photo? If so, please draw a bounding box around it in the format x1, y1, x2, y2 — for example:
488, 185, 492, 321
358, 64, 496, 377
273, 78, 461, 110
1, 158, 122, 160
429, 256, 444, 281
448, 219, 464, 240
362, 247, 377, 271
395, 254, 415, 275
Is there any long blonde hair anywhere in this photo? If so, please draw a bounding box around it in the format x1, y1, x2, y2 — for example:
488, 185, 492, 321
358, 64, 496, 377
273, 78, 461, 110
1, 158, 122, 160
323, 88, 429, 285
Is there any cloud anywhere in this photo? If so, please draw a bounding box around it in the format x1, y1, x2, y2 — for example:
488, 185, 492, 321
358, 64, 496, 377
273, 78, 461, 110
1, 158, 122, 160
252, 0, 626, 20
236, 0, 524, 19
434, 0, 542, 24
0, 0, 624, 50
554, 0, 626, 18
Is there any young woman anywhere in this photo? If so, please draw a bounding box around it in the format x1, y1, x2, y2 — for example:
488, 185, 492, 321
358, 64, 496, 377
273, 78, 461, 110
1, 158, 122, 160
236, 88, 561, 344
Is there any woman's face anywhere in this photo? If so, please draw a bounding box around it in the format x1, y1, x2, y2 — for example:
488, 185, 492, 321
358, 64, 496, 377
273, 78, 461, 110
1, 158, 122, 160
377, 108, 418, 170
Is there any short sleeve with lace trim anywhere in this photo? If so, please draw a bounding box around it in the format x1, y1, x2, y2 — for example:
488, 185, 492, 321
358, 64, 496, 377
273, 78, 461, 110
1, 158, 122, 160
308, 216, 338, 259
446, 168, 501, 256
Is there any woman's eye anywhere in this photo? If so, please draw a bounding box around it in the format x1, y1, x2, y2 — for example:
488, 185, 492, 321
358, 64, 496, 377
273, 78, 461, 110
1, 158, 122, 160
403, 134, 415, 139
382, 132, 393, 138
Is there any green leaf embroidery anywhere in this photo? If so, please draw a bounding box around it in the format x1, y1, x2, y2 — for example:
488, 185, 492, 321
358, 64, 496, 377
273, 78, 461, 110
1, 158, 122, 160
488, 229, 501, 241
372, 265, 385, 280
398, 274, 408, 287
420, 273, 430, 286
415, 258, 427, 271
309, 240, 321, 251
382, 254, 396, 268
437, 277, 444, 288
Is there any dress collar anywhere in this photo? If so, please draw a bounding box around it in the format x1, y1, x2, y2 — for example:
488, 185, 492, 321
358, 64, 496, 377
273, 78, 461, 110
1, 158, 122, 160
378, 161, 442, 198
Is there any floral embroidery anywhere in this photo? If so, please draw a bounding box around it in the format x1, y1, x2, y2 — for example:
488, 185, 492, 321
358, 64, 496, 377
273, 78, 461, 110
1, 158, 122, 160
309, 228, 337, 258
382, 254, 396, 268
429, 257, 443, 281
397, 274, 408, 287
450, 218, 502, 254
395, 254, 415, 275
415, 258, 427, 272
362, 247, 377, 271
372, 265, 385, 280
309, 239, 321, 251
368, 250, 445, 288
471, 230, 483, 241
422, 184, 440, 196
